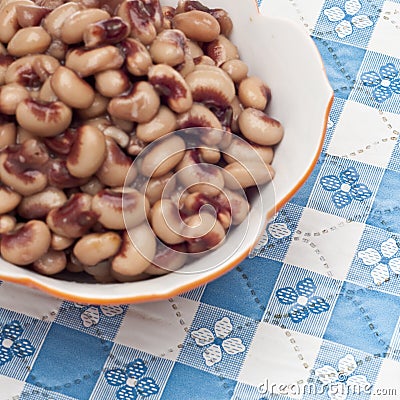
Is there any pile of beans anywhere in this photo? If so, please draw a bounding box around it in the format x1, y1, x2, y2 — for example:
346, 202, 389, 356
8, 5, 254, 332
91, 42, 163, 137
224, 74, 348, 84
0, 0, 283, 282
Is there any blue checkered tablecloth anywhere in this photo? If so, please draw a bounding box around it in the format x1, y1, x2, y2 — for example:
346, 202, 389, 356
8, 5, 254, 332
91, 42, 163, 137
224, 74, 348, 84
2, 0, 400, 399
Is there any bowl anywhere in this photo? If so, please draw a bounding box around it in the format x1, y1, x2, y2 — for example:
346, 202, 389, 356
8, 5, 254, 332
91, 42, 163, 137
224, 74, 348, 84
0, 0, 333, 304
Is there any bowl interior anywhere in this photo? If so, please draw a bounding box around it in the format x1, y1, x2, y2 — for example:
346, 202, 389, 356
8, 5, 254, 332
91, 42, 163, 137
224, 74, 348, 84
0, 0, 333, 304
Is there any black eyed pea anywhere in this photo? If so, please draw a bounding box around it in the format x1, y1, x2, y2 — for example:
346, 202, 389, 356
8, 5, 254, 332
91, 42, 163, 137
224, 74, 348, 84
5, 54, 60, 88
0, 123, 17, 149
149, 29, 186, 67
120, 38, 153, 77
204, 34, 239, 67
66, 125, 107, 179
111, 225, 157, 281
176, 150, 225, 196
148, 64, 192, 114
94, 69, 130, 98
172, 10, 220, 42
223, 138, 274, 165
198, 145, 221, 164
223, 160, 275, 190
183, 212, 226, 253
65, 46, 124, 78
60, 8, 110, 44
42, 2, 82, 39
96, 137, 133, 187
83, 16, 130, 48
140, 134, 186, 178
103, 126, 130, 148
0, 186, 21, 214
46, 192, 99, 238
0, 1, 34, 44
76, 92, 109, 120
185, 65, 235, 108
150, 199, 185, 245
17, 187, 67, 219
210, 8, 233, 37
136, 105, 177, 142
0, 215, 17, 234
33, 249, 67, 275
143, 172, 175, 205
0, 153, 48, 197
145, 243, 188, 275
0, 83, 30, 115
186, 39, 203, 58
221, 59, 248, 83
1, 220, 51, 266
215, 188, 250, 225
15, 3, 52, 28
193, 55, 215, 66
50, 66, 95, 109
107, 81, 160, 123
91, 188, 149, 230
50, 233, 74, 251
238, 108, 284, 146
16, 98, 72, 137
127, 134, 146, 156
73, 232, 122, 266
7, 26, 51, 57
117, 0, 157, 45
238, 76, 271, 110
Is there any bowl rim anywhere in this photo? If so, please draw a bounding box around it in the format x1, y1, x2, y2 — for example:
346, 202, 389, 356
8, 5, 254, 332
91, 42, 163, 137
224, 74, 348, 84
0, 6, 334, 305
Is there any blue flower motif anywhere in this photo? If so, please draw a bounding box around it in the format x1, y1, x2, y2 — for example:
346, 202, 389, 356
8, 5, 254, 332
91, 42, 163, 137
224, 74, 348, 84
105, 359, 159, 400
275, 278, 330, 323
324, 0, 373, 38
361, 63, 400, 103
0, 320, 35, 366
320, 166, 372, 209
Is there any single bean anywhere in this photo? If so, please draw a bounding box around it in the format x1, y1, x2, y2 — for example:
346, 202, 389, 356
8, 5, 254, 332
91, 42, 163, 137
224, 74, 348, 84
1, 220, 51, 265
43, 2, 81, 38
149, 29, 186, 67
67, 125, 107, 178
7, 26, 51, 57
238, 76, 271, 110
238, 107, 284, 146
0, 186, 21, 214
76, 92, 109, 119
50, 233, 74, 251
15, 3, 51, 27
223, 138, 274, 165
33, 249, 66, 275
16, 98, 72, 137
0, 83, 30, 115
172, 10, 220, 42
0, 215, 17, 234
221, 59, 248, 83
204, 34, 239, 67
73, 232, 121, 265
0, 123, 17, 149
95, 69, 130, 98
143, 171, 175, 205
50, 66, 95, 109
103, 125, 129, 148
120, 37, 153, 76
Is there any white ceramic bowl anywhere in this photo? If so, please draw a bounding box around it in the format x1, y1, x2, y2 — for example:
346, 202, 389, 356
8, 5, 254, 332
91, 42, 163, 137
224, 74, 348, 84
0, 0, 333, 304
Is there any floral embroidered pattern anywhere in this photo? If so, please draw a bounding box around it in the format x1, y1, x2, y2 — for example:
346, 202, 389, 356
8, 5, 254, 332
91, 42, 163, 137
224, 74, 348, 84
75, 304, 124, 328
105, 359, 159, 400
323, 0, 373, 38
320, 167, 372, 209
275, 278, 330, 323
250, 222, 291, 257
361, 63, 400, 103
0, 320, 35, 366
315, 354, 370, 400
191, 317, 245, 366
358, 238, 400, 285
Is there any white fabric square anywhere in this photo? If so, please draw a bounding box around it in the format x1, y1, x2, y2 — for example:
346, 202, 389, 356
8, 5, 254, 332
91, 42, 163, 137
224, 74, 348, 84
0, 375, 24, 400
0, 282, 62, 323
114, 297, 199, 361
368, 1, 400, 59
327, 100, 399, 169
238, 322, 322, 399
371, 358, 400, 398
284, 208, 365, 281
260, 0, 324, 33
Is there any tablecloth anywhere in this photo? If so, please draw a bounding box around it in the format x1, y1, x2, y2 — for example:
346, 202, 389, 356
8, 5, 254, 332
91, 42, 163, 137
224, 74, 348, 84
2, 0, 400, 399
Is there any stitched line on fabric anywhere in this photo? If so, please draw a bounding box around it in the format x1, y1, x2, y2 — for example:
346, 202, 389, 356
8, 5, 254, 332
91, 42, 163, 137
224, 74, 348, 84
382, 9, 400, 30
23, 297, 189, 395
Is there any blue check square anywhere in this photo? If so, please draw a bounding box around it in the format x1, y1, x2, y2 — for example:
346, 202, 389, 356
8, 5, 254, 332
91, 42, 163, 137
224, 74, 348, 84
201, 257, 282, 321
161, 362, 236, 400
26, 323, 112, 399
324, 282, 400, 355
